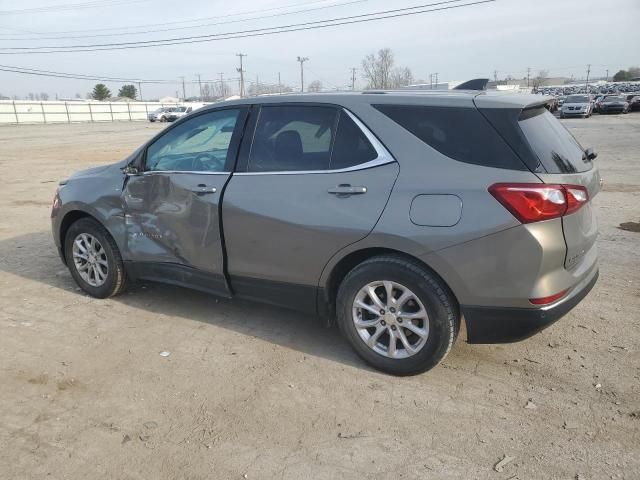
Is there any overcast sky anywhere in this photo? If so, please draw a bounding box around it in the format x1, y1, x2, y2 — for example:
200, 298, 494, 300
0, 0, 638, 99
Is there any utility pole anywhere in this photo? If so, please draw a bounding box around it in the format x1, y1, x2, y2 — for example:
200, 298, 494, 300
217, 72, 224, 98
527, 67, 531, 88
585, 64, 591, 94
429, 73, 433, 89
605, 69, 609, 82
493, 70, 498, 83
137, 81, 143, 101
278, 72, 282, 95
196, 74, 202, 101
350, 67, 356, 90
179, 76, 186, 101
236, 53, 247, 97
297, 56, 309, 93
434, 72, 439, 88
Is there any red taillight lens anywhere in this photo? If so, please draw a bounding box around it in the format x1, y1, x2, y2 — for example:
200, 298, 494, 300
529, 289, 569, 305
564, 185, 589, 215
489, 183, 588, 223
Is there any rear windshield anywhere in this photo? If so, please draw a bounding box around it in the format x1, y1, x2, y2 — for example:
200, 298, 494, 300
374, 104, 526, 170
518, 108, 592, 173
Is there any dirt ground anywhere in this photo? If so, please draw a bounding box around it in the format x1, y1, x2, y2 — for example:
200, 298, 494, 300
0, 115, 638, 480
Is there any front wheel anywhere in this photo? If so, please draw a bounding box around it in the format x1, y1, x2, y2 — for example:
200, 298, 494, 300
64, 218, 127, 298
336, 255, 459, 375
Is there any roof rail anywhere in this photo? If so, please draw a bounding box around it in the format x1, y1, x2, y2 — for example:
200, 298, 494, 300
454, 79, 489, 91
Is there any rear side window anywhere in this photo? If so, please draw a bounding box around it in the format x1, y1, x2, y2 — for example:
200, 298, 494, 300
248, 106, 337, 172
374, 104, 525, 170
518, 108, 592, 173
331, 111, 378, 169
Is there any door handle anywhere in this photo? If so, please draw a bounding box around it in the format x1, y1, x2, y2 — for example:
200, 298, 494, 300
192, 184, 217, 194
328, 184, 367, 196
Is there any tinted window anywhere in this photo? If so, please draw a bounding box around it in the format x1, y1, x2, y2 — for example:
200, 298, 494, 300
331, 111, 378, 169
146, 109, 240, 172
374, 105, 524, 170
518, 108, 592, 173
248, 106, 337, 172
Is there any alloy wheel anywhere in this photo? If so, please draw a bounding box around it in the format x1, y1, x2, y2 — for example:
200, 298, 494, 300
72, 233, 109, 287
352, 280, 430, 359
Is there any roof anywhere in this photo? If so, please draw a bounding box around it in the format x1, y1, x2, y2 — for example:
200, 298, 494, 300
205, 89, 549, 112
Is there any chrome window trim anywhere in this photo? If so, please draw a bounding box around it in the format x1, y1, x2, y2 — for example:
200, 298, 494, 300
141, 170, 229, 176
237, 107, 395, 176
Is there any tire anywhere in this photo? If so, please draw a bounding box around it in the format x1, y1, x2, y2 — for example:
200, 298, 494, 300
64, 218, 127, 299
336, 255, 459, 376
160, 116, 167, 122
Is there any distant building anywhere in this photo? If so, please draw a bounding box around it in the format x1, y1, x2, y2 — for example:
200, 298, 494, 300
402, 81, 463, 90
158, 96, 180, 103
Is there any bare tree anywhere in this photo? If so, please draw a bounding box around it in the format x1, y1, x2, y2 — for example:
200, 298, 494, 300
40, 92, 49, 101
215, 80, 232, 99
532, 69, 549, 89
201, 83, 213, 101
308, 80, 323, 92
361, 48, 395, 89
390, 67, 414, 88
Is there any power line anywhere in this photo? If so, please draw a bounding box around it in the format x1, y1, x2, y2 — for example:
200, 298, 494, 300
0, 64, 237, 84
0, 0, 151, 15
0, 0, 371, 41
0, 0, 352, 35
0, 0, 495, 54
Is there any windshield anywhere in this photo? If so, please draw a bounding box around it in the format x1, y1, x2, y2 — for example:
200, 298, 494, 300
519, 108, 592, 174
566, 95, 590, 103
604, 96, 624, 101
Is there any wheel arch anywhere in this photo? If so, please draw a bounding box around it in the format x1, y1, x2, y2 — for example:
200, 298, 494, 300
319, 247, 460, 324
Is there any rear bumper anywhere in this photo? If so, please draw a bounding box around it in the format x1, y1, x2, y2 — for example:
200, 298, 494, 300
462, 268, 598, 344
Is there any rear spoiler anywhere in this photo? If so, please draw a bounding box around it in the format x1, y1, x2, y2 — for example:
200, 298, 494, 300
454, 78, 489, 91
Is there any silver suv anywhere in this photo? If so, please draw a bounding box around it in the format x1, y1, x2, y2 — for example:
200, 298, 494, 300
51, 90, 600, 375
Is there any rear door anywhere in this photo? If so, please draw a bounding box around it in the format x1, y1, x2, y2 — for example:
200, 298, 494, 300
122, 107, 247, 293
517, 107, 601, 270
222, 104, 399, 311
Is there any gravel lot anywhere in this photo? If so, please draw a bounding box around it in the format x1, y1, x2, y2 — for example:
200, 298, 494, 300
1, 115, 638, 480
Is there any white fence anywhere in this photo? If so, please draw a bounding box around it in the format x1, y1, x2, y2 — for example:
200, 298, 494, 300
0, 101, 206, 125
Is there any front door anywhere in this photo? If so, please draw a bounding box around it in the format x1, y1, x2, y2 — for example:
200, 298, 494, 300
122, 107, 246, 294
222, 104, 399, 310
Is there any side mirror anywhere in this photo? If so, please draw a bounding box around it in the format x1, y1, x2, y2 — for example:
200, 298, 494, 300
585, 148, 597, 161
122, 164, 140, 175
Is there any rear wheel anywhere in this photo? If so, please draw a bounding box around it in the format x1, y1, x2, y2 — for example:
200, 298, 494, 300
64, 218, 127, 298
336, 255, 459, 375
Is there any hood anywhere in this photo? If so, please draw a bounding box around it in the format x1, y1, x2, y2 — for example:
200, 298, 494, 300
563, 102, 589, 108
62, 159, 128, 185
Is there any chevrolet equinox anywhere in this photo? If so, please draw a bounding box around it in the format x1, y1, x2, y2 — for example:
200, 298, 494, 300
51, 90, 600, 375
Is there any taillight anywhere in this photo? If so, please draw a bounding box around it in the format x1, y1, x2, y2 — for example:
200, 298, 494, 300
489, 183, 588, 224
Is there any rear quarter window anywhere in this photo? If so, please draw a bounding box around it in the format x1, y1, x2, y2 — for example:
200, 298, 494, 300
373, 104, 526, 170
518, 108, 592, 173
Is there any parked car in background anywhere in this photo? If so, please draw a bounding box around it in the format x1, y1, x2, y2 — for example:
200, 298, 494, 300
165, 106, 193, 122
51, 90, 600, 375
148, 107, 177, 122
599, 95, 630, 114
560, 95, 593, 118
629, 95, 640, 111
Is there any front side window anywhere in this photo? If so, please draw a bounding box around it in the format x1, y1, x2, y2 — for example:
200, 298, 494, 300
145, 109, 240, 172
248, 106, 337, 172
